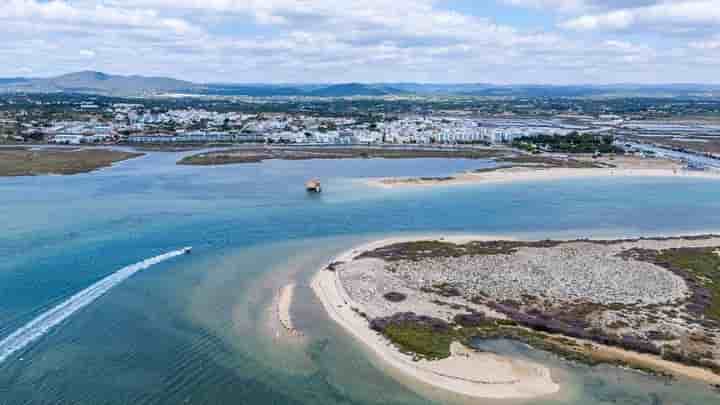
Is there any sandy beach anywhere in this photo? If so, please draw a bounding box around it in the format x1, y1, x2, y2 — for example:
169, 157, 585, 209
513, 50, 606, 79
591, 343, 720, 385
368, 156, 720, 189
310, 236, 561, 400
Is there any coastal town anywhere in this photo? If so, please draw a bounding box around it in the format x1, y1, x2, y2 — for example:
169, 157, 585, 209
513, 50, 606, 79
1, 100, 604, 145
3, 93, 720, 175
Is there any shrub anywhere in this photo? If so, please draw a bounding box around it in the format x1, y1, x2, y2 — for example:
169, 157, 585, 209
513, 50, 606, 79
383, 292, 407, 303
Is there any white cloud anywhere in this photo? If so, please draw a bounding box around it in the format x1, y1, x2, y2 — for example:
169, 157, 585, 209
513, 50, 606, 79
561, 1, 720, 31
79, 49, 96, 58
0, 0, 199, 35
691, 36, 720, 50
0, 0, 717, 83
503, 0, 659, 12
563, 10, 634, 30
503, 0, 588, 12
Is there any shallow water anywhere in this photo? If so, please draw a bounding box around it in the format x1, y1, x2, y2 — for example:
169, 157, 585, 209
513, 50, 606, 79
1, 152, 720, 404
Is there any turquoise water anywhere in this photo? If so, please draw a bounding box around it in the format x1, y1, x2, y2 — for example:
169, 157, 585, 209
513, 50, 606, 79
1, 152, 720, 404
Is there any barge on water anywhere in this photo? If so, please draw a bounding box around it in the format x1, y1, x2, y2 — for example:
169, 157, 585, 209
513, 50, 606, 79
305, 179, 322, 193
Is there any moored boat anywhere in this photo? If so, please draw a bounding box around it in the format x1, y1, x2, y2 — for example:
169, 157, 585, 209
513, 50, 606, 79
305, 179, 322, 193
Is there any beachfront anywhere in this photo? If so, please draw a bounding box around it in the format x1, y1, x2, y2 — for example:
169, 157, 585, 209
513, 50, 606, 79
311, 236, 561, 400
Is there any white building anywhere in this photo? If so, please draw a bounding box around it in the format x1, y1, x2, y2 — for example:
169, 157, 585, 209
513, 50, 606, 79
51, 134, 84, 144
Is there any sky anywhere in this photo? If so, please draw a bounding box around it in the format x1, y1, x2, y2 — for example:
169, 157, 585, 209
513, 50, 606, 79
3, 0, 720, 84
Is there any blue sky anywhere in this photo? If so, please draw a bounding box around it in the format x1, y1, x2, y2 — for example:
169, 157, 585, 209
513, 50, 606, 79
2, 0, 720, 84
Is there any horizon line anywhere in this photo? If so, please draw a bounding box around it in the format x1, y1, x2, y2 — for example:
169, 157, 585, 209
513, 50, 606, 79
3, 70, 720, 88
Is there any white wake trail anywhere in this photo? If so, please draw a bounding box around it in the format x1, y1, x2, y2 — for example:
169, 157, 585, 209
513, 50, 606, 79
0, 248, 190, 364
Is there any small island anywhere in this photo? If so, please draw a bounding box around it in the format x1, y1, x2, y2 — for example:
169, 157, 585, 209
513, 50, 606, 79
312, 235, 720, 399
0, 147, 143, 177
177, 147, 507, 166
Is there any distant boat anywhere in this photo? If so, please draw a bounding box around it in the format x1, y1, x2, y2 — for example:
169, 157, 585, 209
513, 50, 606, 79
305, 179, 322, 193
183, 247, 192, 254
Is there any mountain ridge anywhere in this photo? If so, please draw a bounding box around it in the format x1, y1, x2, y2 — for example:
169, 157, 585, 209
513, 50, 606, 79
2, 71, 720, 97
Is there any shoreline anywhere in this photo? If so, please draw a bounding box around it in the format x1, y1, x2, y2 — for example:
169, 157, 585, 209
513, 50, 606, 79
310, 235, 561, 400
368, 166, 720, 189
310, 234, 720, 400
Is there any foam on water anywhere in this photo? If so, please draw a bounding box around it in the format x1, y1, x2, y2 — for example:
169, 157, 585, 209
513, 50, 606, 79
0, 248, 190, 364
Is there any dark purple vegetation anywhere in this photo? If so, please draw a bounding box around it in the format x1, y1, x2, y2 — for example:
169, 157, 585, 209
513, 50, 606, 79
383, 292, 407, 302
453, 313, 487, 327
369, 312, 450, 334
486, 301, 662, 355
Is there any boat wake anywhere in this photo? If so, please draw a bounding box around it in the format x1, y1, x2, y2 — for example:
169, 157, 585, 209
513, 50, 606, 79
0, 248, 191, 365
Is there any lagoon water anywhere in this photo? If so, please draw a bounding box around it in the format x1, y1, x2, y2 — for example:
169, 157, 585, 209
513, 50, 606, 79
1, 151, 720, 404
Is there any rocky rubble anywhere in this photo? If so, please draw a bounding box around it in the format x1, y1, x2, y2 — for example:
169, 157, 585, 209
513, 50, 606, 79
391, 242, 688, 306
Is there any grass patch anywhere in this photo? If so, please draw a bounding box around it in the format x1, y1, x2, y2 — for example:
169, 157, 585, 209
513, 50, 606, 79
358, 240, 564, 262
655, 248, 720, 321
371, 312, 687, 377
498, 155, 606, 168
178, 147, 505, 166
383, 323, 455, 360
0, 148, 143, 176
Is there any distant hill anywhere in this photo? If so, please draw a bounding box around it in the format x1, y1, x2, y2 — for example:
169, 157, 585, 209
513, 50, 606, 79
0, 73, 406, 97
202, 84, 315, 97
1, 71, 720, 98
306, 83, 404, 97
0, 71, 199, 96
0, 78, 29, 85
201, 82, 404, 97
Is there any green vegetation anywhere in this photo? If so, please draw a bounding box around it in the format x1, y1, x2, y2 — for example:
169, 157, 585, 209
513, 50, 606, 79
0, 148, 143, 176
655, 247, 720, 321
497, 154, 608, 168
383, 322, 456, 360
359, 240, 563, 262
377, 315, 677, 377
512, 132, 623, 154
6, 92, 720, 119
179, 151, 267, 165
363, 237, 720, 263
178, 147, 506, 166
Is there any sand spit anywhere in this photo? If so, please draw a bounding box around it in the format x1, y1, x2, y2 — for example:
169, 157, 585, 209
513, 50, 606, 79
311, 236, 560, 400
591, 344, 720, 385
368, 156, 720, 188
277, 284, 302, 337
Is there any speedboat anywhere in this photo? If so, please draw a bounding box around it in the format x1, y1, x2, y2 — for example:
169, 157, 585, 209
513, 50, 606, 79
182, 247, 192, 255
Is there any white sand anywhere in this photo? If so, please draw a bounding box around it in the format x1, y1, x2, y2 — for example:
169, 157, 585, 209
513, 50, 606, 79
310, 236, 560, 400
277, 283, 301, 337
591, 343, 720, 385
369, 166, 720, 189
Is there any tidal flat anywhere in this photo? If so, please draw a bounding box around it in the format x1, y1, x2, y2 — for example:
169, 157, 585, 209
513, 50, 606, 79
0, 147, 143, 176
